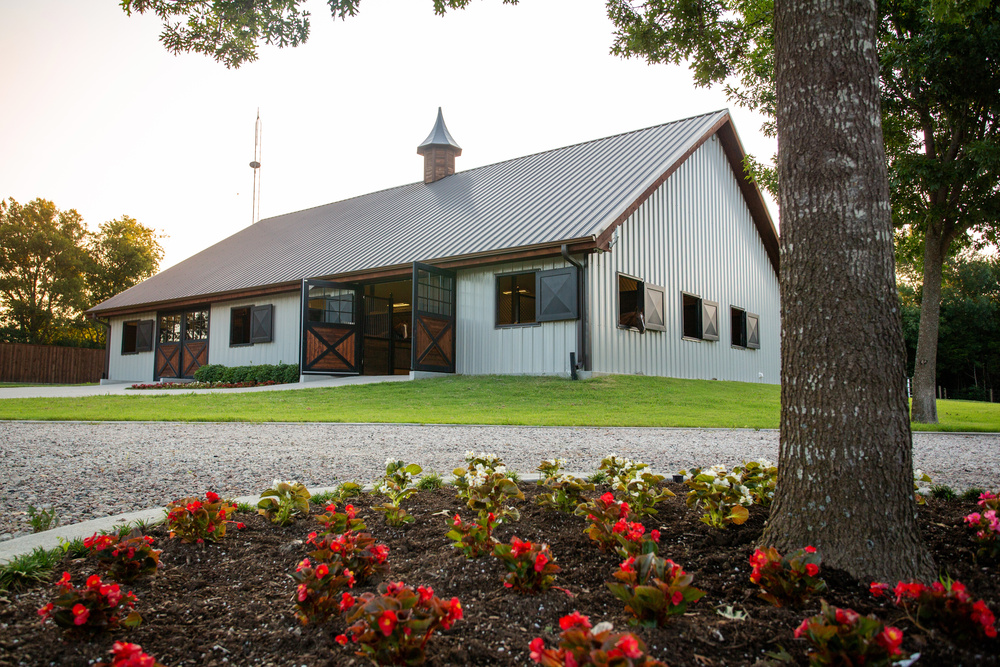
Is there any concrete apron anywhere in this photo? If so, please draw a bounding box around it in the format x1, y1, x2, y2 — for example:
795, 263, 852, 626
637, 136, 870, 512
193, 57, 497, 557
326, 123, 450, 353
0, 474, 548, 565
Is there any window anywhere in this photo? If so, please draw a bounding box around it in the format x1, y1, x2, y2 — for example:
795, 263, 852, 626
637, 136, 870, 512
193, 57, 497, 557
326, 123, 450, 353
730, 306, 760, 349
158, 314, 181, 343
731, 307, 747, 347
496, 272, 536, 326
231, 306, 251, 346
185, 310, 209, 340
617, 274, 665, 333
122, 319, 153, 354
308, 287, 355, 324
681, 292, 719, 341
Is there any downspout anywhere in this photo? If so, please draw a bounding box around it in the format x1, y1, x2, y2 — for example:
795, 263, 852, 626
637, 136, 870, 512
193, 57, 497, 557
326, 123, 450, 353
560, 244, 587, 379
90, 314, 111, 381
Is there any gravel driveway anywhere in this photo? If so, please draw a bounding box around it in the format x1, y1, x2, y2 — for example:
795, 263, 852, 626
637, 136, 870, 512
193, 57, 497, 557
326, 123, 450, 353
1, 421, 997, 540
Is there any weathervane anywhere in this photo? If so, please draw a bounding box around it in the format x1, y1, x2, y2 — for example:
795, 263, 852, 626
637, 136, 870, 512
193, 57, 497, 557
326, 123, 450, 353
250, 109, 262, 224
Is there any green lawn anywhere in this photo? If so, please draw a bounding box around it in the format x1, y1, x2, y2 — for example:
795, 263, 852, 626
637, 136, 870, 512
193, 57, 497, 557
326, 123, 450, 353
0, 375, 997, 431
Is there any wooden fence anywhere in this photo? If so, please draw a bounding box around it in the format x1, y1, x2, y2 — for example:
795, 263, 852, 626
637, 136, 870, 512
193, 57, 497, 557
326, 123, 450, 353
0, 343, 105, 384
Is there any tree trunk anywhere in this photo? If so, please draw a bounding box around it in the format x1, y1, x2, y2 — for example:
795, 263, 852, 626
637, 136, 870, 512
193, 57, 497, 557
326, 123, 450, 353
910, 221, 949, 423
761, 0, 935, 581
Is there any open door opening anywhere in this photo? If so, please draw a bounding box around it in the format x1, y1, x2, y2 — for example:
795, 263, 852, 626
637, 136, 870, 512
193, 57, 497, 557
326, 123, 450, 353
361, 279, 413, 376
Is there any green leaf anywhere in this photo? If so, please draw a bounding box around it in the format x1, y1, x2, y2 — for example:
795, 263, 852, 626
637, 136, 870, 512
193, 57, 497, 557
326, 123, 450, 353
121, 611, 143, 628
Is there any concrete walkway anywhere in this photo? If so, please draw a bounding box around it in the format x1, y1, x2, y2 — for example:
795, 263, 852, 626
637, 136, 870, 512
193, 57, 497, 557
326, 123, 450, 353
0, 373, 411, 399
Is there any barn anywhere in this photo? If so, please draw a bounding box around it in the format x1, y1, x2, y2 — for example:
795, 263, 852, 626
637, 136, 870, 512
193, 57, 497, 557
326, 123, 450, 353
87, 109, 780, 384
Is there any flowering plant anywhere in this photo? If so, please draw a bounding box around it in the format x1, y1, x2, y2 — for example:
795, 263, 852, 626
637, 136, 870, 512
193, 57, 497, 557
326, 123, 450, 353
453, 451, 524, 525
38, 572, 141, 635
372, 459, 422, 526
913, 469, 933, 505
96, 642, 166, 667
680, 465, 751, 528
732, 459, 778, 505
493, 537, 561, 593
599, 455, 674, 516
337, 581, 463, 665
870, 577, 997, 640
164, 492, 240, 543
748, 545, 827, 607
257, 479, 311, 526
84, 529, 161, 583
289, 556, 357, 625
964, 490, 1000, 559
446, 512, 496, 558
536, 473, 595, 514
315, 502, 367, 535
306, 528, 389, 582
577, 492, 659, 557
529, 612, 666, 666
536, 458, 568, 483
606, 553, 705, 626
794, 600, 905, 666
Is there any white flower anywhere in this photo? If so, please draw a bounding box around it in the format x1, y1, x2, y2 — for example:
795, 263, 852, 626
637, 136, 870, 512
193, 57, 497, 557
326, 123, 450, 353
757, 458, 774, 468
710, 464, 727, 475
465, 450, 475, 460
495, 465, 507, 476
740, 495, 753, 506
739, 485, 750, 496
556, 458, 567, 466
716, 478, 731, 489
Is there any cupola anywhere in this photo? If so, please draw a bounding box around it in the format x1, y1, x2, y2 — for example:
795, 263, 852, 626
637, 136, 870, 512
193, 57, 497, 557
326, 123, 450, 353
416, 108, 462, 184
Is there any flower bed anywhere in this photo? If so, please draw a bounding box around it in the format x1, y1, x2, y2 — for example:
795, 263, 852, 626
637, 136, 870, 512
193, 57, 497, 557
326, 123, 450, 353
2, 480, 997, 666
128, 380, 280, 390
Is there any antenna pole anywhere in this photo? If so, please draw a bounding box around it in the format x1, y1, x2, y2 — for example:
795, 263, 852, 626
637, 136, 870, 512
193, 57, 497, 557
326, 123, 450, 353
250, 109, 262, 224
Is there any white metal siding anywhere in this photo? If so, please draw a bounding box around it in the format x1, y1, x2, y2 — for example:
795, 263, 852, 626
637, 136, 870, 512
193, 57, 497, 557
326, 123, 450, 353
208, 292, 301, 367
588, 135, 781, 383
107, 312, 157, 383
456, 259, 579, 376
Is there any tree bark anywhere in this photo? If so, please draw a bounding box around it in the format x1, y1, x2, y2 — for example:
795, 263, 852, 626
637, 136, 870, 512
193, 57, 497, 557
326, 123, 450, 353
909, 220, 950, 423
761, 0, 935, 581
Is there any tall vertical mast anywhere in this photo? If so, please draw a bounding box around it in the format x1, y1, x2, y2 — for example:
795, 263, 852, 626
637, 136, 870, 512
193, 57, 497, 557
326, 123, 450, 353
250, 109, 262, 224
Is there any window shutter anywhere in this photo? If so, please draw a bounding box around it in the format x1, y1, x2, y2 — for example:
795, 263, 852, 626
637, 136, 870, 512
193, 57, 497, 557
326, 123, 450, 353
701, 300, 720, 341
135, 320, 154, 352
644, 284, 666, 331
536, 267, 578, 322
250, 304, 274, 343
747, 313, 760, 349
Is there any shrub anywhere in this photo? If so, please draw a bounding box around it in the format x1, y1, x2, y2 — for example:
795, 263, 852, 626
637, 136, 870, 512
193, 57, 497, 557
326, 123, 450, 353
964, 490, 1000, 559
193, 362, 299, 385
493, 537, 561, 594
606, 553, 705, 626
337, 581, 463, 665
84, 529, 161, 583
193, 363, 224, 383
795, 600, 904, 666
529, 612, 666, 666
748, 546, 827, 607
372, 459, 422, 526
680, 465, 751, 528
289, 557, 357, 625
536, 473, 595, 514
165, 492, 241, 543
257, 479, 311, 526
870, 577, 997, 640
38, 572, 141, 635
453, 451, 524, 525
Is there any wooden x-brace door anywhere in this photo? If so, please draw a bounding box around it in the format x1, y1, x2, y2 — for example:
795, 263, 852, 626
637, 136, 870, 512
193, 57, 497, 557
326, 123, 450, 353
301, 279, 361, 374
411, 262, 456, 373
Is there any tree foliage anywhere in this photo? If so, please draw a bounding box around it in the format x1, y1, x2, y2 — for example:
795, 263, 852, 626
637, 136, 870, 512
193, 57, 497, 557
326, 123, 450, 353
0, 198, 163, 346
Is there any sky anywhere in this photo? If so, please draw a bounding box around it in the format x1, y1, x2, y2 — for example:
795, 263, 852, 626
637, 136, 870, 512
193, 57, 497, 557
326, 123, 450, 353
0, 0, 777, 272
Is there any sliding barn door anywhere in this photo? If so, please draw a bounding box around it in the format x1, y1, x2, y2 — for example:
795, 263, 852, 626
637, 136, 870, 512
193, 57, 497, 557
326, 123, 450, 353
411, 262, 456, 373
301, 279, 361, 374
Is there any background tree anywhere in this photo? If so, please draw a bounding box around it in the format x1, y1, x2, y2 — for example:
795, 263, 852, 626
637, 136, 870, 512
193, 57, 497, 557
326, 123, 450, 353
87, 215, 165, 306
0, 198, 89, 344
125, 0, 936, 580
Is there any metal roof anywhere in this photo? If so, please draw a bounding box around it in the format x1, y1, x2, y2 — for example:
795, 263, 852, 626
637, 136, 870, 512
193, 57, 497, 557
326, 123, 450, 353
417, 107, 461, 151
90, 109, 756, 315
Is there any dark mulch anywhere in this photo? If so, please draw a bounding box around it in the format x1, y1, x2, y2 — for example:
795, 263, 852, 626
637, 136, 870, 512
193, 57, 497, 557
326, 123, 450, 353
0, 484, 995, 666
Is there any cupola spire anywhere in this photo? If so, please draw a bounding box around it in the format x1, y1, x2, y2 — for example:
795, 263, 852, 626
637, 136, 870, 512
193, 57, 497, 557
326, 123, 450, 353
416, 108, 462, 183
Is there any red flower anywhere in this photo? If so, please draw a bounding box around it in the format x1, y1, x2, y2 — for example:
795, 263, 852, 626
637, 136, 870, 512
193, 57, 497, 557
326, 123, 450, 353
559, 611, 591, 630
620, 557, 636, 574
794, 618, 809, 638
377, 609, 398, 636
297, 584, 308, 602
339, 592, 356, 612
315, 563, 330, 578
37, 603, 54, 620
804, 545, 817, 553
325, 503, 337, 513
186, 500, 202, 512
835, 607, 859, 625
296, 558, 311, 572
417, 585, 434, 604
870, 582, 890, 598
534, 552, 548, 572
345, 504, 356, 519
104, 583, 122, 606
205, 491, 220, 503
335, 634, 348, 646
72, 603, 90, 625
875, 626, 904, 655
57, 571, 72, 589
86, 574, 102, 590
651, 529, 660, 542
671, 590, 683, 606
805, 563, 819, 577
616, 634, 642, 659
528, 637, 546, 663
600, 492, 615, 505
453, 513, 462, 526
236, 522, 246, 529
372, 544, 390, 563
207, 523, 216, 533
510, 536, 532, 557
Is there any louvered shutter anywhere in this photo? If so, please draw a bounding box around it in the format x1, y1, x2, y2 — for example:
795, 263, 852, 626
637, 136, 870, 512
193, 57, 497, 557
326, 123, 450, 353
250, 304, 274, 343
747, 313, 760, 349
644, 284, 666, 331
536, 267, 578, 322
135, 320, 154, 352
702, 300, 720, 341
